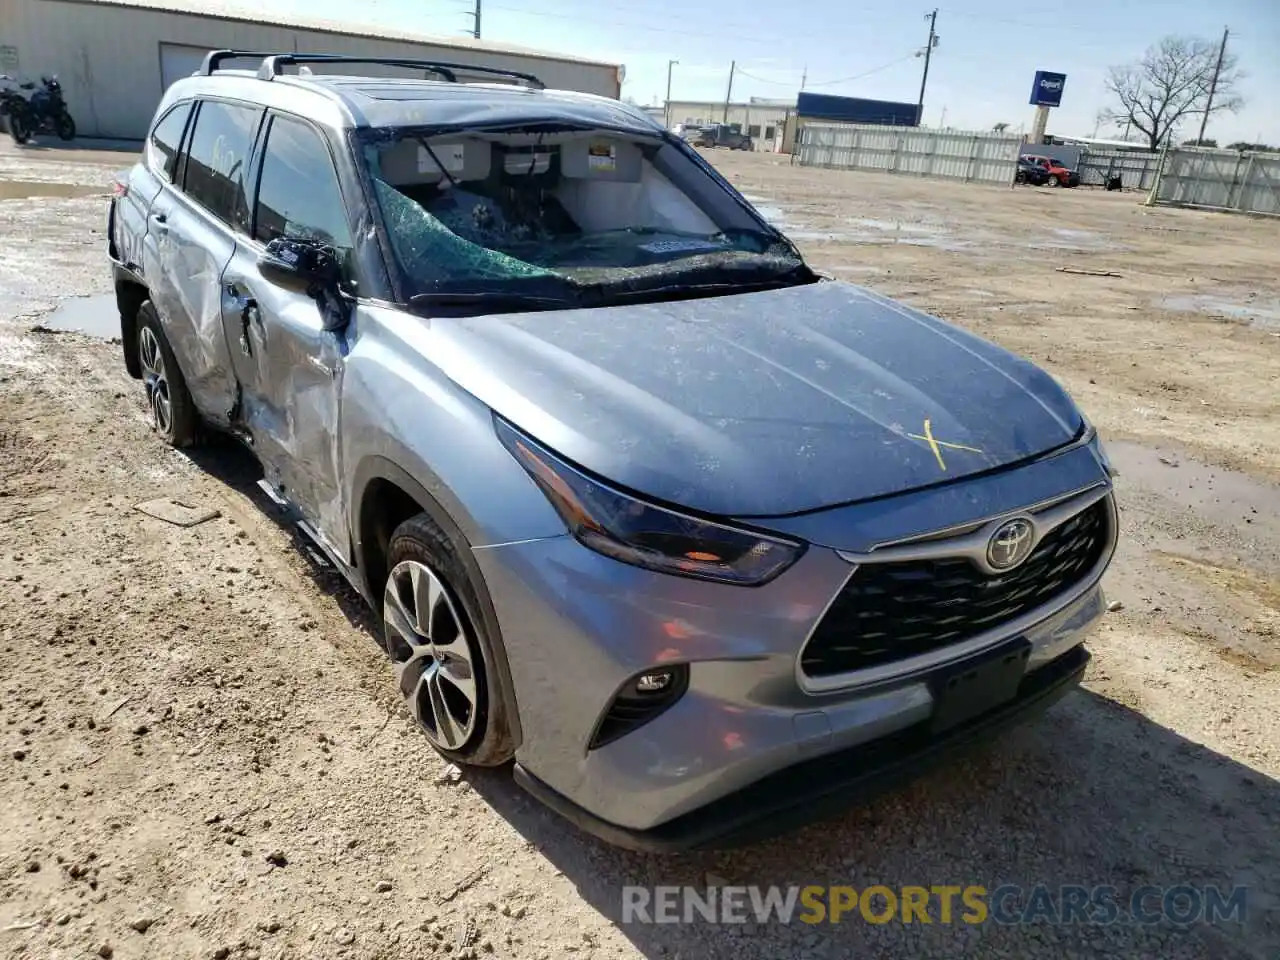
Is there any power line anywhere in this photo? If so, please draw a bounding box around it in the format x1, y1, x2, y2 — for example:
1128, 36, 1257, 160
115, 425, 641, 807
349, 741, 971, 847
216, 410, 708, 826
804, 54, 918, 87
733, 68, 800, 86
482, 3, 802, 45
735, 53, 916, 92
488, 0, 898, 38
936, 7, 1098, 33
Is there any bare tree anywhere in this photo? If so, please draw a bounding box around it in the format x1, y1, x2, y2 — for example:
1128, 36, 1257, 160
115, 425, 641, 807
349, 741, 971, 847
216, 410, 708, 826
1101, 36, 1243, 151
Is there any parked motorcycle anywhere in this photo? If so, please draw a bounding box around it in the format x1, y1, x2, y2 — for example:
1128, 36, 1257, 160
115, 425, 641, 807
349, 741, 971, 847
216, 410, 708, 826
4, 76, 76, 144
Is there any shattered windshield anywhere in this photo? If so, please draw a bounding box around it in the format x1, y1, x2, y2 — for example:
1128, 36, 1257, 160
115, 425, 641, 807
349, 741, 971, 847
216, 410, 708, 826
360, 127, 808, 305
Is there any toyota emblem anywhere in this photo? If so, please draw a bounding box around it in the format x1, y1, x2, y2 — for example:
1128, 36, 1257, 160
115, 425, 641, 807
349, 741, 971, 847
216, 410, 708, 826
987, 518, 1035, 571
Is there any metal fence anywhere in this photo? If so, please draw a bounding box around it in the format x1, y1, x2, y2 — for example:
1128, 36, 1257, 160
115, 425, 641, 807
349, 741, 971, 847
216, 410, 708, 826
1075, 148, 1163, 190
1149, 148, 1280, 216
796, 123, 1021, 184
795, 124, 1280, 215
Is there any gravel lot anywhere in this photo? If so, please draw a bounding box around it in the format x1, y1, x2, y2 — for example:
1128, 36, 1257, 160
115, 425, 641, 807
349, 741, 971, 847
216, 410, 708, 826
1, 140, 1277, 960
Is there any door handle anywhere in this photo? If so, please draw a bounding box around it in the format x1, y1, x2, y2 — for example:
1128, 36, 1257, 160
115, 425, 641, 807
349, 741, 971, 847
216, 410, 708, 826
150, 211, 167, 224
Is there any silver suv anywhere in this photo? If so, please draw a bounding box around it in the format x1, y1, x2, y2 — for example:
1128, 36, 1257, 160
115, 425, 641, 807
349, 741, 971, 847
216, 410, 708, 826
108, 51, 1118, 852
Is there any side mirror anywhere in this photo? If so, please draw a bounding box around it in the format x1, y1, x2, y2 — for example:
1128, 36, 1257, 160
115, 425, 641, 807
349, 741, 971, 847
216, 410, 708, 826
259, 237, 340, 292
258, 237, 352, 331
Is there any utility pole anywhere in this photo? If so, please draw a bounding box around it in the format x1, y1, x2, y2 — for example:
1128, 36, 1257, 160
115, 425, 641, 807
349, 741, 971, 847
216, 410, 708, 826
1196, 25, 1228, 145
471, 0, 481, 39
799, 64, 807, 91
723, 60, 736, 123
916, 9, 938, 126
664, 59, 677, 130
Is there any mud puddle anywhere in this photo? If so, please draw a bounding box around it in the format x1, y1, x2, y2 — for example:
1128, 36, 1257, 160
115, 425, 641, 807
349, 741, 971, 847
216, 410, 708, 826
1029, 227, 1126, 253
1156, 292, 1280, 331
1108, 439, 1280, 566
38, 294, 118, 338
0, 179, 106, 200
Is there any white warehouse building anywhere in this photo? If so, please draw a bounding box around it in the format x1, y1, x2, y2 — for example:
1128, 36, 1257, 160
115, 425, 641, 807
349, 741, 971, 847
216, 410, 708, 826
0, 0, 624, 140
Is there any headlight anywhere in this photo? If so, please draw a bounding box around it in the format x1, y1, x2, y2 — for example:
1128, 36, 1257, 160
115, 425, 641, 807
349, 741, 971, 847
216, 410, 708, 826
1078, 414, 1116, 477
494, 416, 805, 585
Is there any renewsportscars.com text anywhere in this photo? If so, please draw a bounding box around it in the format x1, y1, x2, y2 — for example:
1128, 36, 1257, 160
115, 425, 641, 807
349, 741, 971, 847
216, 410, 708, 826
622, 884, 1247, 927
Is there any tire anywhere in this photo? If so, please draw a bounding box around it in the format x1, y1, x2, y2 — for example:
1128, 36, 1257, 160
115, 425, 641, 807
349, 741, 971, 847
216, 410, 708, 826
1015, 171, 1027, 184
55, 110, 75, 141
382, 512, 516, 767
8, 111, 30, 144
136, 301, 199, 448
1048, 174, 1061, 187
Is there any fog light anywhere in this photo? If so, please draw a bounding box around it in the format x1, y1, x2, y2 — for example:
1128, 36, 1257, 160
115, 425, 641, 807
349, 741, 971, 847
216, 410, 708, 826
589, 664, 690, 750
636, 671, 673, 694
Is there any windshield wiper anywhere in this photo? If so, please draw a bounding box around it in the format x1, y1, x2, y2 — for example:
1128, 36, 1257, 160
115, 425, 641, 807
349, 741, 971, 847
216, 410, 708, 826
408, 290, 578, 312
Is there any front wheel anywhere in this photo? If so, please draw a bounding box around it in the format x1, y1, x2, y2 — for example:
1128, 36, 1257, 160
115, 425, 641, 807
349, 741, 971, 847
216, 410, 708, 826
55, 110, 75, 141
136, 301, 199, 447
7, 111, 30, 144
382, 513, 515, 767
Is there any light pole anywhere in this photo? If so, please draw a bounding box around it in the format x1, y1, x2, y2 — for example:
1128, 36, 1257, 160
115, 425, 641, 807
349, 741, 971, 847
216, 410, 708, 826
664, 60, 678, 130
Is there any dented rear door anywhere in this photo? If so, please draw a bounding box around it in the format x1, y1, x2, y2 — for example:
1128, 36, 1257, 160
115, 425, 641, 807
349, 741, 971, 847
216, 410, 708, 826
142, 97, 264, 425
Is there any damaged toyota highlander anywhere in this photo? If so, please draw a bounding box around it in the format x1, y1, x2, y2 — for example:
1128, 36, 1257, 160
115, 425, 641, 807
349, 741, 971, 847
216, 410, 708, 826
107, 52, 1118, 851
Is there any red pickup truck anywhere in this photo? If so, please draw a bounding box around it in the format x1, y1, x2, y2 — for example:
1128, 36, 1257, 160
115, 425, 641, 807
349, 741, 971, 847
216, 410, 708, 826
1020, 154, 1080, 188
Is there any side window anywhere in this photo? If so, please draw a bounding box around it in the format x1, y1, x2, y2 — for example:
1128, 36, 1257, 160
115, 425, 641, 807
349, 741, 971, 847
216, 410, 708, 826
253, 114, 354, 274
182, 100, 261, 229
146, 102, 191, 182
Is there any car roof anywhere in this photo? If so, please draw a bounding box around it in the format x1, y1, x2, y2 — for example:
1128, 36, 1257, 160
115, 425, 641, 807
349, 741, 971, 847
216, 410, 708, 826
160, 70, 663, 137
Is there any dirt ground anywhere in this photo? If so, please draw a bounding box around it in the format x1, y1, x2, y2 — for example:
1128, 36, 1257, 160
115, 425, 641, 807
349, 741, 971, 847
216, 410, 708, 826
1, 140, 1278, 960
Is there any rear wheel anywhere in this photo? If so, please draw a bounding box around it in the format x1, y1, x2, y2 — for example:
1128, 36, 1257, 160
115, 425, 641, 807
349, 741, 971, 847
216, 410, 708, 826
136, 301, 198, 447
1048, 174, 1061, 187
382, 513, 515, 766
54, 110, 75, 141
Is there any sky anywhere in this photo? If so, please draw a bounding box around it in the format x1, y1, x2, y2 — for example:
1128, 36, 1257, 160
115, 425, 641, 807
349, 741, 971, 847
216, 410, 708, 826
271, 0, 1278, 144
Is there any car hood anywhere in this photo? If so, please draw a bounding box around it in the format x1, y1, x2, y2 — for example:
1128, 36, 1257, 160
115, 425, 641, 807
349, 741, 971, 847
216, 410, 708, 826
430, 281, 1083, 517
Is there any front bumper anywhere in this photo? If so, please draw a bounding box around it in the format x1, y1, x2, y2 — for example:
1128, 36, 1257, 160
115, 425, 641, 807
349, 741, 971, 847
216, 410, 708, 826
515, 643, 1090, 853
472, 440, 1115, 845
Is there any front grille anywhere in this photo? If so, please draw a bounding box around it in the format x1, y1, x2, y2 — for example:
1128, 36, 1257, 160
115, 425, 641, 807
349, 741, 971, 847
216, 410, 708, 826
801, 499, 1110, 678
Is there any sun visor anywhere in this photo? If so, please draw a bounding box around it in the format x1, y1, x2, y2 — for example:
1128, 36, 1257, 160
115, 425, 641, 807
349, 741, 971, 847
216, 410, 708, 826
561, 137, 642, 182
375, 138, 492, 185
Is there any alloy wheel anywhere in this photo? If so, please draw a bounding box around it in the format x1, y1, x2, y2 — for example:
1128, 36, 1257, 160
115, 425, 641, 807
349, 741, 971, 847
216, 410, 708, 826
383, 560, 480, 750
138, 326, 173, 436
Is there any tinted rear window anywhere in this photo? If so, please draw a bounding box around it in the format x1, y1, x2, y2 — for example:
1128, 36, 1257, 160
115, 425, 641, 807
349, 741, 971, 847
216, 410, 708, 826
146, 102, 191, 181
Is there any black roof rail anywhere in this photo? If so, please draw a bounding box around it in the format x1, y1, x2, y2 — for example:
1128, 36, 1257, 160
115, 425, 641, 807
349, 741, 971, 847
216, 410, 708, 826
197, 50, 324, 76
255, 54, 546, 90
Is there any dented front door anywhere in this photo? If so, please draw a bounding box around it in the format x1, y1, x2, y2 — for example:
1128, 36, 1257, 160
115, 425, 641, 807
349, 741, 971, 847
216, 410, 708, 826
220, 111, 356, 557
